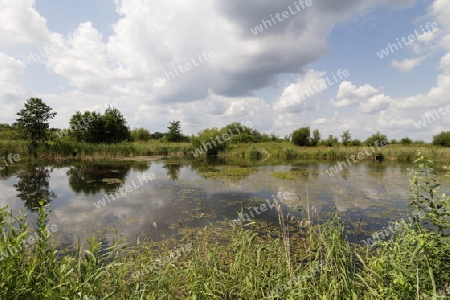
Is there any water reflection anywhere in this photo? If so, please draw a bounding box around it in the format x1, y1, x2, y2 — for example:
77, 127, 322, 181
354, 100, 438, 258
2, 158, 449, 249
366, 160, 388, 180
66, 162, 132, 195
13, 165, 56, 211
163, 163, 182, 180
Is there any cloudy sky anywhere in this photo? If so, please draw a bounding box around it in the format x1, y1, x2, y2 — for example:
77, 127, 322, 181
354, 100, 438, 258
0, 0, 448, 142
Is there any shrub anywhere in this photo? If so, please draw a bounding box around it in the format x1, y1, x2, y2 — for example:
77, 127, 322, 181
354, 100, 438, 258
291, 127, 310, 146
400, 137, 413, 145
351, 139, 362, 146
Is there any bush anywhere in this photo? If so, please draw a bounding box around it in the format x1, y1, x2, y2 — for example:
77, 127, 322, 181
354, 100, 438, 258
351, 139, 362, 146
131, 128, 151, 142
291, 127, 310, 146
321, 135, 339, 147
191, 128, 227, 155
400, 137, 413, 145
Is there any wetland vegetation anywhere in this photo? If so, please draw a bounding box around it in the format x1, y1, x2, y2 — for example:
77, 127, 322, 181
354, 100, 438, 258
1, 98, 450, 299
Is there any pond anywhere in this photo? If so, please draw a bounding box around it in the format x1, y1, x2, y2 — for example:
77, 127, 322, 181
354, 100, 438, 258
1, 157, 449, 249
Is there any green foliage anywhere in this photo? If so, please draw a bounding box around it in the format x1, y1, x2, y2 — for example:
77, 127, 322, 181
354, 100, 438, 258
322, 134, 339, 147
365, 131, 388, 146
14, 98, 57, 157
341, 130, 351, 146
191, 122, 262, 156
390, 139, 398, 144
151, 131, 165, 140
400, 137, 413, 145
351, 139, 362, 146
0, 123, 20, 141
408, 152, 450, 237
102, 107, 131, 143
261, 132, 281, 143
65, 108, 130, 144
432, 131, 450, 147
68, 111, 97, 142
166, 121, 187, 142
2, 197, 449, 298
222, 122, 260, 143
191, 127, 227, 155
291, 127, 310, 146
130, 127, 151, 142
310, 129, 320, 146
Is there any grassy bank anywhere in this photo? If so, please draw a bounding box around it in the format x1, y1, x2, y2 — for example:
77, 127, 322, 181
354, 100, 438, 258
0, 140, 194, 161
226, 142, 450, 161
1, 139, 450, 162
1, 154, 449, 299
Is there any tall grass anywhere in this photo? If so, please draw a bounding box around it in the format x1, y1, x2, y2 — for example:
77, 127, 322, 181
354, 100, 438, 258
3, 139, 450, 162
228, 142, 450, 161
1, 153, 449, 299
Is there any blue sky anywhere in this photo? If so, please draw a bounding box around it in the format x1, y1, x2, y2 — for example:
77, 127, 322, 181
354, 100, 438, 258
0, 0, 448, 142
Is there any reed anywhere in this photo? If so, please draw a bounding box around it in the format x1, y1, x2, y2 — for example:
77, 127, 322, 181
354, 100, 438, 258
2, 138, 450, 162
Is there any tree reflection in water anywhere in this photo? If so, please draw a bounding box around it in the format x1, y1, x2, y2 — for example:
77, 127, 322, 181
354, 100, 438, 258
66, 163, 131, 195
14, 165, 56, 211
163, 163, 182, 180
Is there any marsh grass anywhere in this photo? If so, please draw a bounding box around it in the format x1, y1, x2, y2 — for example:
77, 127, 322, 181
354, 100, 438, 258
1, 153, 450, 299
228, 142, 450, 161
3, 139, 450, 163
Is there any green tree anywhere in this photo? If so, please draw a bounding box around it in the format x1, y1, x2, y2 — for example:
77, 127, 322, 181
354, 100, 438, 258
292, 127, 310, 146
432, 131, 450, 147
14, 98, 57, 158
310, 129, 321, 146
166, 121, 185, 142
365, 131, 388, 146
322, 135, 339, 147
68, 111, 96, 142
86, 112, 105, 143
341, 130, 351, 146
400, 137, 413, 145
102, 107, 130, 143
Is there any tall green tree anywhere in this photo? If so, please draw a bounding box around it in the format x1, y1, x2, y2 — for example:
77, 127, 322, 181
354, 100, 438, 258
323, 135, 339, 147
166, 121, 184, 142
310, 129, 321, 146
15, 98, 57, 157
103, 107, 130, 143
341, 130, 351, 146
68, 111, 95, 142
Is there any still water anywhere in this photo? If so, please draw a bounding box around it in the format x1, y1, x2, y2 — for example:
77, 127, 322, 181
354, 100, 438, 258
1, 157, 449, 248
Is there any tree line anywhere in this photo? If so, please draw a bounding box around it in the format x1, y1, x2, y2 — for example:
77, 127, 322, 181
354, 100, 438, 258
2, 98, 450, 157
